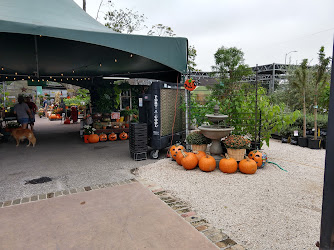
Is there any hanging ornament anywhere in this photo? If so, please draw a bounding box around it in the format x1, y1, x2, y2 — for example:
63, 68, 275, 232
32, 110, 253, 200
184, 78, 196, 91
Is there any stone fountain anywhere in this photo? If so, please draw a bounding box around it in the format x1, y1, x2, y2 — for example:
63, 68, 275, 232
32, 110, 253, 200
198, 105, 234, 156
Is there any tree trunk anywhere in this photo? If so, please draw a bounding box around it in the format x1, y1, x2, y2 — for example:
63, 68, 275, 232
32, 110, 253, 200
314, 89, 318, 140
303, 89, 306, 138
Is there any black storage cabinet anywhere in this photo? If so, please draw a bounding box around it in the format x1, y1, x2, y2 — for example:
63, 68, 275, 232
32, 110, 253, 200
139, 82, 186, 158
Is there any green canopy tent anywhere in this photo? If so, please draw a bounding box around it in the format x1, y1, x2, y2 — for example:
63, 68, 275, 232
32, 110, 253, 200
0, 0, 188, 87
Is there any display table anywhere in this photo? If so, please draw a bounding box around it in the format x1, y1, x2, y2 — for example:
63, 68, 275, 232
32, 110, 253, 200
95, 128, 129, 134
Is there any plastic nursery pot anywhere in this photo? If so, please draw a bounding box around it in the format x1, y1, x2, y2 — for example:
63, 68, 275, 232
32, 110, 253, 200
281, 136, 289, 143
307, 138, 321, 150
298, 137, 308, 147
290, 136, 298, 145
322, 138, 327, 149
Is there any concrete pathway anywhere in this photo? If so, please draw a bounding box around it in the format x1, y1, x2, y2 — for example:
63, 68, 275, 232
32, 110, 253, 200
0, 117, 162, 202
0, 181, 217, 249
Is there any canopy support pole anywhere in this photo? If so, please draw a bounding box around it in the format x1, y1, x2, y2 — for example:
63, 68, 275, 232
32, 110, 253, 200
34, 35, 40, 78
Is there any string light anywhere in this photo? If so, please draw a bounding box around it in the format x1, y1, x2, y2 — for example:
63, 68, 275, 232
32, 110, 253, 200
32, 79, 34, 82
54, 79, 56, 81
72, 78, 74, 80
47, 79, 48, 81
1, 67, 3, 70
13, 78, 16, 80
61, 73, 63, 76
60, 79, 63, 81
22, 78, 24, 80
130, 54, 133, 57
42, 79, 44, 81
72, 70, 75, 73
38, 80, 40, 82
28, 76, 30, 79
115, 59, 117, 62
5, 77, 8, 79
50, 76, 52, 79
88, 78, 90, 80
99, 63, 102, 67
67, 78, 69, 80
84, 78, 86, 80
15, 72, 17, 75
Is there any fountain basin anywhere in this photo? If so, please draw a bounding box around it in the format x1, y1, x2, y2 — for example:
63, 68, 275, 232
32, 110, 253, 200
198, 125, 234, 140
205, 114, 228, 124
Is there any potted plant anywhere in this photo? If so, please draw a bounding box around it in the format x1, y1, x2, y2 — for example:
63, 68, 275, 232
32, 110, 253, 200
308, 46, 331, 150
224, 135, 251, 161
186, 131, 211, 152
289, 126, 301, 145
83, 125, 96, 143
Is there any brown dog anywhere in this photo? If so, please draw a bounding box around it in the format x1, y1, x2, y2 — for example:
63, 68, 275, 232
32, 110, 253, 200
11, 128, 36, 147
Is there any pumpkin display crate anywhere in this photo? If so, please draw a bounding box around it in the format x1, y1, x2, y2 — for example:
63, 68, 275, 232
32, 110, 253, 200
139, 81, 186, 159
129, 122, 147, 161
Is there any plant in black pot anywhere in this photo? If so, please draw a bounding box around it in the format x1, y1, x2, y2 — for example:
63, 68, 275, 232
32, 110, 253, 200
279, 125, 291, 143
289, 126, 301, 145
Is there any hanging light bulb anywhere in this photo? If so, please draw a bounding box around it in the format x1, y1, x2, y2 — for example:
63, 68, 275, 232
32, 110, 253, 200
28, 76, 30, 79
6, 77, 8, 79
61, 79, 63, 81
38, 80, 40, 82
72, 70, 75, 73
115, 59, 117, 62
15, 72, 17, 75
14, 78, 16, 80
1, 67, 3, 70
50, 76, 52, 79
130, 54, 133, 58
99, 63, 102, 67
61, 73, 63, 76
42, 79, 44, 81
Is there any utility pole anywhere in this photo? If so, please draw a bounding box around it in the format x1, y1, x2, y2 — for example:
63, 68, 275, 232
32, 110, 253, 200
83, 0, 86, 12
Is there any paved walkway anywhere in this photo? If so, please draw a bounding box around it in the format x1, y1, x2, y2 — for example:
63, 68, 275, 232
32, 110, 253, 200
0, 181, 218, 249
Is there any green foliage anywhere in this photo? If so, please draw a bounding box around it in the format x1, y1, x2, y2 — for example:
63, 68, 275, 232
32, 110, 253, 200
186, 131, 211, 145
63, 88, 90, 107
95, 85, 121, 113
147, 24, 175, 37
188, 45, 198, 71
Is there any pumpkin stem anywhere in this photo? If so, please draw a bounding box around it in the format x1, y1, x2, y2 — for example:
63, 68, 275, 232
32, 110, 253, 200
181, 151, 187, 157
225, 153, 229, 159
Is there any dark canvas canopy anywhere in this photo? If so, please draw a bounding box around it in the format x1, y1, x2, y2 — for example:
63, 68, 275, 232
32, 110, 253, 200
0, 0, 188, 86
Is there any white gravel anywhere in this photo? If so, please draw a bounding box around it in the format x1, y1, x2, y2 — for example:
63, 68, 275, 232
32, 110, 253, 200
138, 139, 326, 250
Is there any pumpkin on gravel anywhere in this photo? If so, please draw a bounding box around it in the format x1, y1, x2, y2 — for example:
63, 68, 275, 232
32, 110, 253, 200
194, 151, 206, 162
239, 158, 257, 174
170, 144, 185, 160
176, 150, 185, 165
181, 152, 198, 170
219, 155, 238, 173
198, 155, 216, 172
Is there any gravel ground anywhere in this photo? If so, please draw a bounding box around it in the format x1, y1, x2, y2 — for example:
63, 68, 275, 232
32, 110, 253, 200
138, 139, 326, 250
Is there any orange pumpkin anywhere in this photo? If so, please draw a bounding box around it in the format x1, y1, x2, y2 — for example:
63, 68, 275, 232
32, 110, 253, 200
248, 150, 263, 168
184, 79, 196, 91
119, 131, 128, 140
198, 155, 216, 172
176, 150, 185, 165
108, 132, 117, 141
219, 156, 238, 173
170, 144, 185, 160
181, 152, 198, 170
50, 114, 57, 119
195, 151, 206, 162
239, 158, 257, 174
99, 133, 107, 142
88, 134, 99, 143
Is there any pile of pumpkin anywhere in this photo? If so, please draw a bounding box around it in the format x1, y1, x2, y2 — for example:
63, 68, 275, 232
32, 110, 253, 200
85, 131, 128, 143
170, 145, 266, 174
49, 114, 62, 120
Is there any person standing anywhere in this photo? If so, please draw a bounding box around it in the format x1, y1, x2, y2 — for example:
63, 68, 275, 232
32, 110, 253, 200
43, 97, 48, 118
14, 95, 33, 129
25, 95, 37, 130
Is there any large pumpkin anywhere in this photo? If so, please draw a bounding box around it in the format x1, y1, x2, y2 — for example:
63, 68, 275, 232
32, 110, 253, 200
170, 144, 185, 160
99, 133, 107, 142
108, 132, 117, 141
181, 152, 198, 170
199, 155, 216, 172
219, 156, 238, 173
176, 150, 185, 165
119, 131, 128, 140
88, 134, 99, 143
50, 114, 57, 119
195, 151, 206, 162
239, 158, 257, 174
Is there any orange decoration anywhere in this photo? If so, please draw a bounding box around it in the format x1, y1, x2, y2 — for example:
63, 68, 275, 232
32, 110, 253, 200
99, 133, 107, 142
176, 150, 185, 165
169, 144, 185, 160
181, 152, 198, 170
84, 135, 90, 143
184, 79, 196, 91
88, 134, 99, 143
198, 155, 216, 172
119, 131, 128, 140
239, 158, 257, 174
248, 150, 263, 168
194, 151, 206, 162
108, 132, 117, 141
219, 156, 238, 173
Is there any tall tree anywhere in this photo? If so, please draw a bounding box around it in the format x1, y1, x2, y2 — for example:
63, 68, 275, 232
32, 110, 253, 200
188, 45, 197, 72
311, 46, 331, 139
289, 59, 311, 138
104, 8, 146, 34
147, 24, 175, 37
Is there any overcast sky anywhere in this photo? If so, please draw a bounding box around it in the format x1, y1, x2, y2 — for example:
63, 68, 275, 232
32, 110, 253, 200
74, 0, 334, 71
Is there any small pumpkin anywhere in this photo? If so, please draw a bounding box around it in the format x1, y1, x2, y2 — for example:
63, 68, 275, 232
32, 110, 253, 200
198, 155, 216, 172
176, 150, 185, 165
194, 151, 206, 162
119, 131, 128, 140
88, 134, 99, 143
239, 158, 257, 174
219, 155, 238, 173
99, 133, 107, 142
248, 150, 267, 168
170, 144, 185, 160
108, 132, 117, 141
50, 114, 57, 119
181, 152, 198, 170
